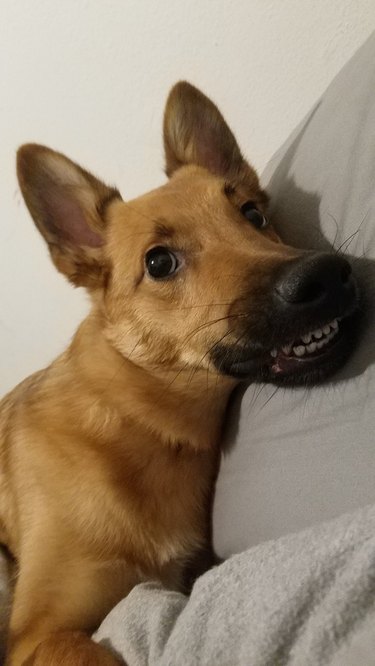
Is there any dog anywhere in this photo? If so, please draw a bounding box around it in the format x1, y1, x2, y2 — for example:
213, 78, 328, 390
0, 81, 359, 665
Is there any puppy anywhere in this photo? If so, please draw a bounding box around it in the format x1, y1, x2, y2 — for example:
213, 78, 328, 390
0, 82, 359, 665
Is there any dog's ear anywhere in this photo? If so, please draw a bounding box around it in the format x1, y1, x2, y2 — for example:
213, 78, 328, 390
17, 144, 121, 289
163, 81, 258, 187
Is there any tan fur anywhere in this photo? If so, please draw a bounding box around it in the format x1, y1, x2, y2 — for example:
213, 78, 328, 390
0, 82, 300, 664
24, 631, 122, 665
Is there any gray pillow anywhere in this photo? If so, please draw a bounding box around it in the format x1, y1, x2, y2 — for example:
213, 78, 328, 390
214, 33, 375, 557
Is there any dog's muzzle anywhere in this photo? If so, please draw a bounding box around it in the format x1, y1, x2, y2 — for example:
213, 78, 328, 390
210, 252, 361, 385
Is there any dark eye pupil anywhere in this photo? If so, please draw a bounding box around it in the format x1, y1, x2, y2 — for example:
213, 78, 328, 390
146, 247, 177, 278
240, 201, 267, 229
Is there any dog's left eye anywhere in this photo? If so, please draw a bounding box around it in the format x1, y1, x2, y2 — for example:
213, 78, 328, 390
240, 201, 268, 229
145, 246, 179, 279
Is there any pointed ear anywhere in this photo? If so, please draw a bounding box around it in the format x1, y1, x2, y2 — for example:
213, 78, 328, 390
17, 144, 121, 289
163, 81, 259, 188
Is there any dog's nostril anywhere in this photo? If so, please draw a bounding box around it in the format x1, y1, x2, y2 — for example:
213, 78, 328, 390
299, 281, 325, 303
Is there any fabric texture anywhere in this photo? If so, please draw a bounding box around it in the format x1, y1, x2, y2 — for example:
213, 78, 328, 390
95, 504, 375, 665
214, 31, 375, 556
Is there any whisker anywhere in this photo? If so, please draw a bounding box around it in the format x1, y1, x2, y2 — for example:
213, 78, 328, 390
336, 229, 362, 255
248, 382, 267, 411
189, 326, 240, 375
334, 210, 369, 255
326, 212, 340, 251
142, 300, 247, 314
257, 385, 279, 413
181, 313, 247, 345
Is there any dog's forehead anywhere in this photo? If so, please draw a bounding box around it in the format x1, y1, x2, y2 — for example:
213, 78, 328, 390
110, 167, 260, 244
137, 168, 226, 218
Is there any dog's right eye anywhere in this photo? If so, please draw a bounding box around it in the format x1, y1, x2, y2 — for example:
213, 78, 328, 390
145, 246, 180, 279
240, 201, 268, 229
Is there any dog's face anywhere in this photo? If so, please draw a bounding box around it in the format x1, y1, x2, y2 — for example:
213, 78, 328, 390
17, 82, 359, 386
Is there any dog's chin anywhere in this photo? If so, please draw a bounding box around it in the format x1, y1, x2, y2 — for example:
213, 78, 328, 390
211, 310, 361, 387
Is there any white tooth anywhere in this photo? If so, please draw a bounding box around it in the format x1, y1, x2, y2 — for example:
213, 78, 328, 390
306, 342, 317, 354
313, 328, 323, 339
271, 349, 277, 358
323, 325, 331, 335
331, 319, 339, 331
293, 345, 306, 357
301, 333, 312, 344
282, 345, 292, 355
316, 340, 325, 349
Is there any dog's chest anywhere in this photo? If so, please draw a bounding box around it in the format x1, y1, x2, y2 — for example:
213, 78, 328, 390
75, 437, 216, 568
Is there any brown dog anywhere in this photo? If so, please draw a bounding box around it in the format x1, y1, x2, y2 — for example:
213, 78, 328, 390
0, 82, 359, 665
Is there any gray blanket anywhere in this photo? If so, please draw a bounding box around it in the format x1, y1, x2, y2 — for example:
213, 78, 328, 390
95, 504, 375, 665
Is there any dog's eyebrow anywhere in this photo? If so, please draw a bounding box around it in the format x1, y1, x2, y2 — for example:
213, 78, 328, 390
223, 182, 236, 197
153, 220, 175, 240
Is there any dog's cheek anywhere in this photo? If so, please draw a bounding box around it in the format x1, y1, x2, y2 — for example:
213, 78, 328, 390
179, 342, 215, 372
105, 318, 181, 369
139, 329, 180, 367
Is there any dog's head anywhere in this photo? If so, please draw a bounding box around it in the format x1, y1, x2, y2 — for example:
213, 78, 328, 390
17, 82, 359, 386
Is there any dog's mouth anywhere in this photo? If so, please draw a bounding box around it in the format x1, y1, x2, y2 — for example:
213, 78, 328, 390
268, 316, 342, 376
211, 308, 360, 386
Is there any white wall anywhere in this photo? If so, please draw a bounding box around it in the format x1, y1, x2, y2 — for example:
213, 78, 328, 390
1, 1, 374, 395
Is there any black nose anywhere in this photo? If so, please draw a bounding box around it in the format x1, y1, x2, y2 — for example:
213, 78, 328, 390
274, 253, 353, 311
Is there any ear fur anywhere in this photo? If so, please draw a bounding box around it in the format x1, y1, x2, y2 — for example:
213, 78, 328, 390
163, 81, 259, 191
17, 144, 121, 289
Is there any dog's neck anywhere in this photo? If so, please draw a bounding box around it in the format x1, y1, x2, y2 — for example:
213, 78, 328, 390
66, 312, 236, 451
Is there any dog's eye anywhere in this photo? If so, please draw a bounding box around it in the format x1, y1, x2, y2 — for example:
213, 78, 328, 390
145, 246, 179, 279
240, 201, 268, 229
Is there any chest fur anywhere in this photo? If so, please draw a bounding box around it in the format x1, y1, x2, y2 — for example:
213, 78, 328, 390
36, 431, 218, 571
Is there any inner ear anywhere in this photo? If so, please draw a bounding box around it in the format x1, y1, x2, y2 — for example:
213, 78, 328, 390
17, 145, 120, 248
17, 144, 121, 289
163, 81, 244, 178
41, 182, 105, 248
